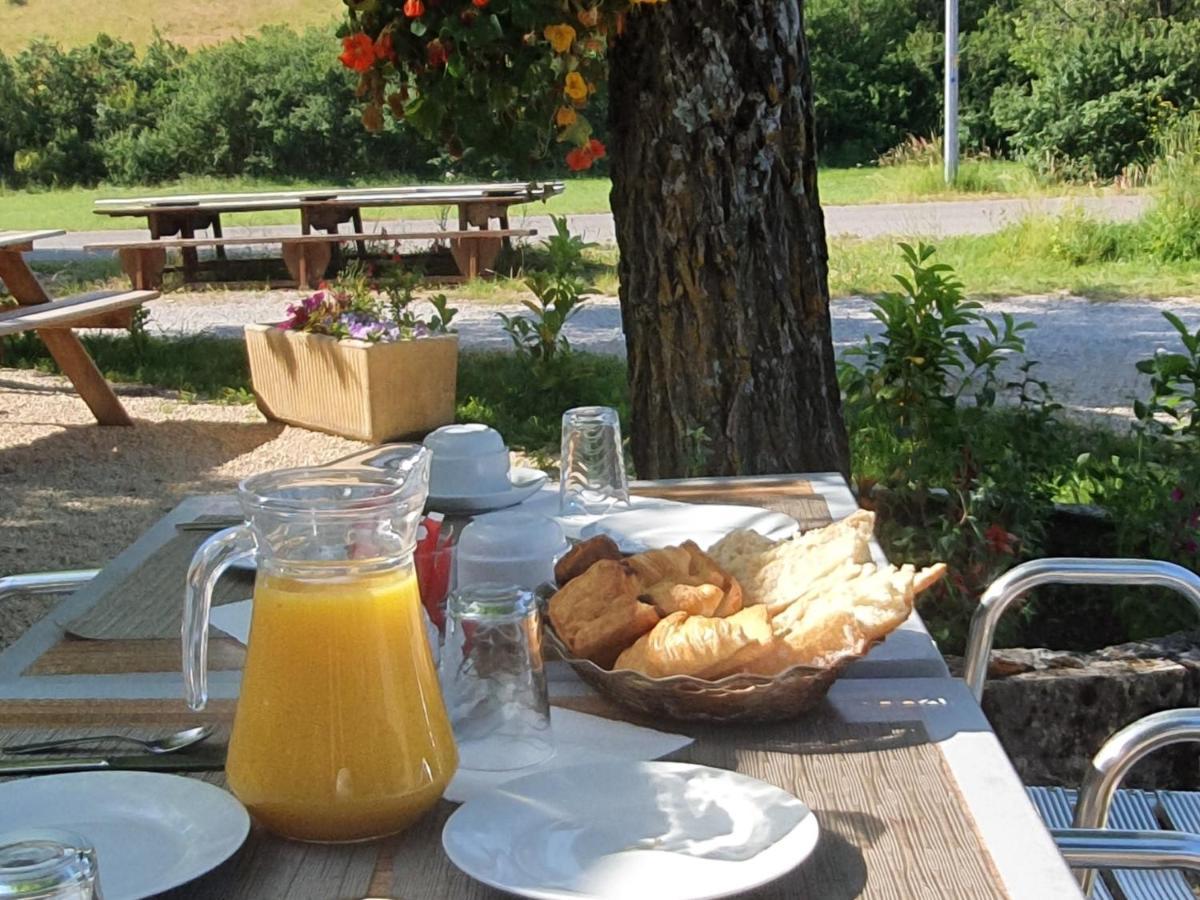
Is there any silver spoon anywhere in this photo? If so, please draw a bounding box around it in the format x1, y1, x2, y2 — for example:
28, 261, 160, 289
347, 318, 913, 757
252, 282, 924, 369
3, 725, 215, 756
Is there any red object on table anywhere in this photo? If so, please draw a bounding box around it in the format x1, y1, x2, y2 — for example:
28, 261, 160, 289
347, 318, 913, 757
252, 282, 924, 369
415, 513, 452, 630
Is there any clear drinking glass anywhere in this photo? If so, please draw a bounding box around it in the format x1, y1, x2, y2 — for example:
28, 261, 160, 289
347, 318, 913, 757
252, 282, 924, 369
0, 830, 101, 900
183, 456, 458, 844
439, 584, 554, 771
559, 406, 630, 516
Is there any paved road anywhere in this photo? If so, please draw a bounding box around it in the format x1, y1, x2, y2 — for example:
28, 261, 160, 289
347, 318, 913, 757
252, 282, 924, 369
140, 287, 1198, 425
27, 194, 1150, 260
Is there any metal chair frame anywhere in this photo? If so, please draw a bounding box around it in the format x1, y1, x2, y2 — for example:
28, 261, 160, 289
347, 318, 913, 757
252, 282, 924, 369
963, 558, 1200, 897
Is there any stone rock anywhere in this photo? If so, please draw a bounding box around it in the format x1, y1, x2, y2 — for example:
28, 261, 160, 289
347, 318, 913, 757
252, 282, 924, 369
947, 633, 1200, 790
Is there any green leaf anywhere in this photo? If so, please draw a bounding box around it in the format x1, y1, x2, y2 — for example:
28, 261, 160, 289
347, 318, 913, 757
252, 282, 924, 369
409, 19, 427, 37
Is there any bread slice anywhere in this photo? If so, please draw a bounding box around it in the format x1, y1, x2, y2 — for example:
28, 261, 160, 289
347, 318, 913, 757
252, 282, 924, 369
707, 513, 876, 615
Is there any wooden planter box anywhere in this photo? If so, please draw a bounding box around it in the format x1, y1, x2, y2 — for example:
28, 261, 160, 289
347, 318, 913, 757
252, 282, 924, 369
244, 325, 458, 442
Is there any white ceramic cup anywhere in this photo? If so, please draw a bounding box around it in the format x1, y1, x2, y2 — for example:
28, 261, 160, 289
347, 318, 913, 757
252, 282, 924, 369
424, 424, 512, 497
455, 511, 568, 590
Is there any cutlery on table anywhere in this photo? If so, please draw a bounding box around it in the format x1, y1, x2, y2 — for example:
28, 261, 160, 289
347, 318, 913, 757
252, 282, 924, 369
0, 748, 226, 776
176, 518, 244, 532
4, 725, 214, 756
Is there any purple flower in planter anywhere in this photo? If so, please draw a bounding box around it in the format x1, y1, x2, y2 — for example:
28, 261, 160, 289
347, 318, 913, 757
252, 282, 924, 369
1170, 486, 1186, 503
1184, 539, 1199, 556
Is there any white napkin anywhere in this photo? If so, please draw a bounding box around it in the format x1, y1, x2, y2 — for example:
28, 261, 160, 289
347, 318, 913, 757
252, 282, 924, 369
210, 599, 254, 644
443, 707, 693, 804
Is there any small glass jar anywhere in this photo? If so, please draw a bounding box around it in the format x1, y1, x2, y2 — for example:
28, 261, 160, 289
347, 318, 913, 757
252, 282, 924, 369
439, 583, 554, 771
0, 830, 101, 900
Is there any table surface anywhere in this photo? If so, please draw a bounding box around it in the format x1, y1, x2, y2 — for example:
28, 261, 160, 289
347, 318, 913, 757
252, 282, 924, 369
0, 473, 1081, 898
91, 183, 566, 218
93, 181, 564, 208
0, 229, 66, 248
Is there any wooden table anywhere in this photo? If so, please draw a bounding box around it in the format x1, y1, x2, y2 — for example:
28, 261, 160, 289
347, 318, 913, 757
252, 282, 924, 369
0, 230, 134, 426
0, 475, 1082, 898
91, 182, 564, 280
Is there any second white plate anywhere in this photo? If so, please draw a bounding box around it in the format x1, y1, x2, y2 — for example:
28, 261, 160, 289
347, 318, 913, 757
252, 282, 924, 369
442, 760, 819, 900
0, 771, 249, 900
579, 503, 798, 552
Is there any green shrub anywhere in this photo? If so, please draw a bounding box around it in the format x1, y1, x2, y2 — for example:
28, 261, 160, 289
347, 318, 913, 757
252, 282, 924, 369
992, 6, 1200, 180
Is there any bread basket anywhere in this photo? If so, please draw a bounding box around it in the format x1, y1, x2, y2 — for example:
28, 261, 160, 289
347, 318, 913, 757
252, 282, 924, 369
543, 623, 875, 724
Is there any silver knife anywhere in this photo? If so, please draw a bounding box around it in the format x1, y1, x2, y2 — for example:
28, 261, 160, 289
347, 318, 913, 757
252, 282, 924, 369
0, 750, 225, 776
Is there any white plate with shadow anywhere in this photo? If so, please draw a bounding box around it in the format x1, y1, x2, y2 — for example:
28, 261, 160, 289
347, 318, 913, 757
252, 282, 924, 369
0, 771, 249, 900
579, 504, 798, 553
442, 760, 819, 900
427, 467, 548, 515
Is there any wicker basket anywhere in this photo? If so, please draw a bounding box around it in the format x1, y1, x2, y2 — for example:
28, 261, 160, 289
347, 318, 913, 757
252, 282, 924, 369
544, 624, 873, 724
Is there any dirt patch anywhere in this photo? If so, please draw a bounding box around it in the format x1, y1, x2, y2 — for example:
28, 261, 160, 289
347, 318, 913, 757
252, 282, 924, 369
0, 368, 368, 650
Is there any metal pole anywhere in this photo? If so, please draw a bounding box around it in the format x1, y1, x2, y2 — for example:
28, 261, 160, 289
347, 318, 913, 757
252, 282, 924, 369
944, 0, 959, 184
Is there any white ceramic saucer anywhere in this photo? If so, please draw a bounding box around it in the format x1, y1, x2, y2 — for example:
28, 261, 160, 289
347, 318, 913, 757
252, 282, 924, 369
442, 760, 819, 900
427, 467, 548, 515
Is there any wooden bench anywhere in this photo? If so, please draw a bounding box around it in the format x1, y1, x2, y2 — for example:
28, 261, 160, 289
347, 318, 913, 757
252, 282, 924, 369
0, 289, 158, 426
84, 229, 537, 289
0, 289, 156, 337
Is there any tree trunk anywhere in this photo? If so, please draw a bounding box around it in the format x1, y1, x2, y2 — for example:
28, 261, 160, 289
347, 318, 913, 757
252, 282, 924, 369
608, 0, 849, 479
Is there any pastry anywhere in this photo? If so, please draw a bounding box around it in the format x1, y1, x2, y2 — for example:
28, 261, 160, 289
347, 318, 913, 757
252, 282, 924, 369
547, 559, 661, 668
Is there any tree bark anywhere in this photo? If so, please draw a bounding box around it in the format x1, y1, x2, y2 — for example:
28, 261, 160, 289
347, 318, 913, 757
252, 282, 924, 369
608, 0, 849, 479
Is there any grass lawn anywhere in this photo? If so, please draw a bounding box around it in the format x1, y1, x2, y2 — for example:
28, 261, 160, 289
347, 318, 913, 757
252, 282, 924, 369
829, 217, 1200, 300
0, 0, 336, 51
0, 162, 1140, 234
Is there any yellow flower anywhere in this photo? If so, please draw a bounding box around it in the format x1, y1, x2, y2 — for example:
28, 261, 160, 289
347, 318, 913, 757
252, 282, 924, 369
556, 106, 578, 127
564, 71, 589, 104
544, 23, 577, 53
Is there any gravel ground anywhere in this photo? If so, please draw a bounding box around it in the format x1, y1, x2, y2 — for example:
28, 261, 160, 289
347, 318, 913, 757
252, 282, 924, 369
0, 372, 369, 649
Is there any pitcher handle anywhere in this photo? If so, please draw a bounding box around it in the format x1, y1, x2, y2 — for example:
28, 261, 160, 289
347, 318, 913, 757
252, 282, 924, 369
183, 524, 255, 711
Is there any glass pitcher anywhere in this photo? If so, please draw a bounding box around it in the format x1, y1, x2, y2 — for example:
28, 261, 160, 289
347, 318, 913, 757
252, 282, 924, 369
183, 456, 457, 844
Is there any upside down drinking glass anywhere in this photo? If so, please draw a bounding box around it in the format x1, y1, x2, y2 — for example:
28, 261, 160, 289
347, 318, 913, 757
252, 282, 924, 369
559, 406, 630, 516
439, 584, 554, 772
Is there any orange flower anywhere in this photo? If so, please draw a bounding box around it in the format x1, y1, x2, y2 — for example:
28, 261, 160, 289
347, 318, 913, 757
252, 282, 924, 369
472, 0, 490, 7
544, 23, 577, 53
404, 0, 425, 17
577, 6, 600, 27
339, 33, 376, 72
374, 32, 394, 62
555, 106, 578, 127
565, 146, 594, 171
563, 71, 589, 103
586, 138, 606, 160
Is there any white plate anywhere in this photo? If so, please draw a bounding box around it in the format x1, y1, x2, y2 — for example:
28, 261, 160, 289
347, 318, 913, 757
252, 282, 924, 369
443, 761, 818, 900
0, 772, 250, 900
427, 467, 548, 515
579, 504, 798, 552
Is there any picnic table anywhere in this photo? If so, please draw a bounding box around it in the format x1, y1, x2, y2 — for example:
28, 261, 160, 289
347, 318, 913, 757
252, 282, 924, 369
88, 182, 563, 286
0, 473, 1082, 898
0, 230, 157, 426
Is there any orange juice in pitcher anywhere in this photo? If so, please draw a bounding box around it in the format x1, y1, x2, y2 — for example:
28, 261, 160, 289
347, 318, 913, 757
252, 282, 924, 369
183, 455, 457, 843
